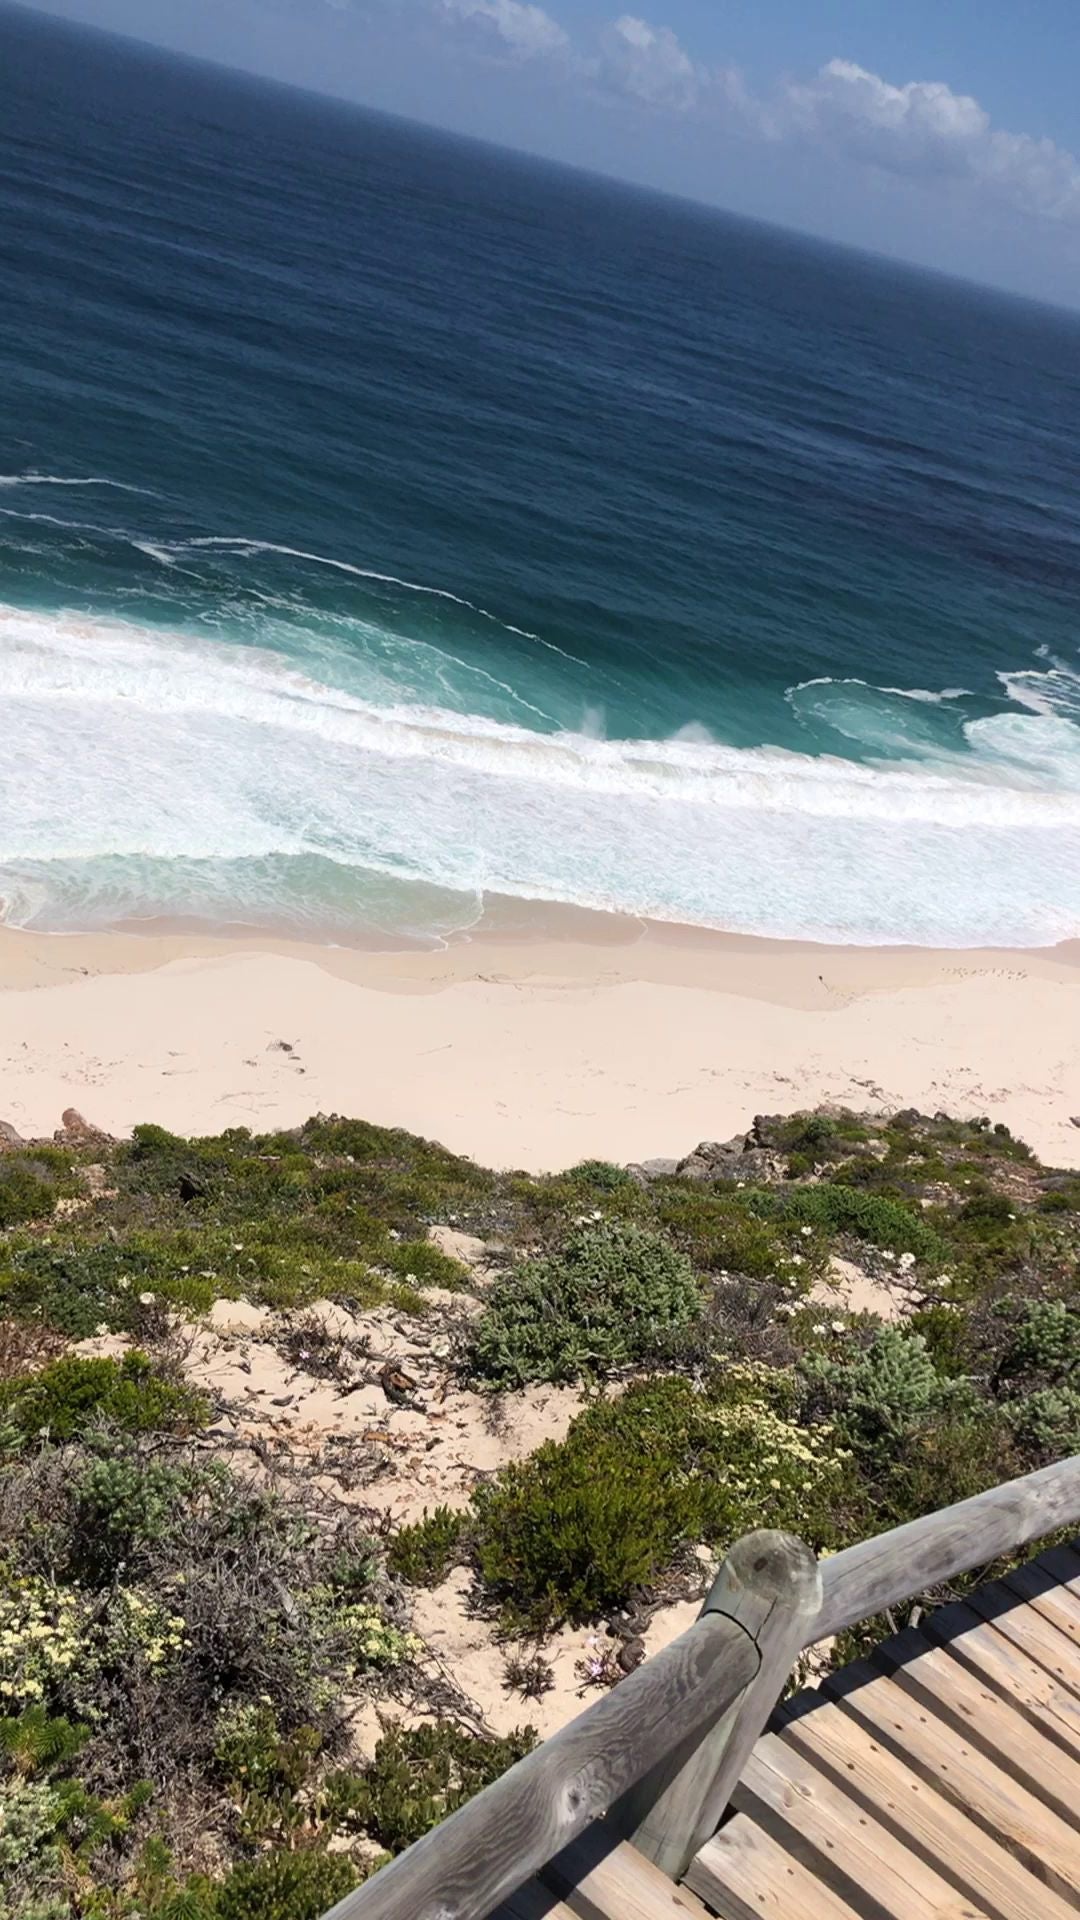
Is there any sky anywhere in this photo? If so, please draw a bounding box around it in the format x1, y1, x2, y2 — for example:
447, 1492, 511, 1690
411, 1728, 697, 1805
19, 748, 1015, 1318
14, 0, 1080, 305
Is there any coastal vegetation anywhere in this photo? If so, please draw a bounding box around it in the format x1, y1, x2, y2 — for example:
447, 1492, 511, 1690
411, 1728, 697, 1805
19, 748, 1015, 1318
0, 1104, 1077, 1915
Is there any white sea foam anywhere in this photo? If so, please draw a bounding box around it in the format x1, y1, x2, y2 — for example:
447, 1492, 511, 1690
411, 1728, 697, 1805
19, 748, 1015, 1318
0, 473, 152, 493
148, 536, 588, 666
2, 604, 1078, 946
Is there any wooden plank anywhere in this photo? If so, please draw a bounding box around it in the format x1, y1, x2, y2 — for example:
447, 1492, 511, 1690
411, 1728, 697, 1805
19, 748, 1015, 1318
686, 1813, 868, 1920
735, 1736, 992, 1919
541, 1830, 710, 1920
812, 1455, 1080, 1644
320, 1606, 758, 1920
922, 1603, 1080, 1755
1001, 1559, 1080, 1648
783, 1695, 1079, 1920
1031, 1542, 1080, 1595
821, 1662, 1080, 1904
960, 1583, 1080, 1695
618, 1530, 821, 1879
874, 1626, 1080, 1824
492, 1883, 578, 1920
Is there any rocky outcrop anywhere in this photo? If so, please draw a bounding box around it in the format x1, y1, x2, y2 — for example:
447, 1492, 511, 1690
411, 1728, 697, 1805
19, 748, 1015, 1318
53, 1108, 115, 1148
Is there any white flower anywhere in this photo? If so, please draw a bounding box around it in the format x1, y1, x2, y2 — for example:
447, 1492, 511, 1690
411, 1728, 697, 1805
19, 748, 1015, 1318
830, 1320, 847, 1335
898, 1252, 916, 1273
139, 1291, 156, 1306
800, 1225, 814, 1237
592, 1209, 603, 1221
95, 1323, 110, 1338
791, 1254, 804, 1268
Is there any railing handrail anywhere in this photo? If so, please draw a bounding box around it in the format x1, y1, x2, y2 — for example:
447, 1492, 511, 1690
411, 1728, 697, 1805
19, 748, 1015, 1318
325, 1452, 1080, 1920
324, 1600, 759, 1920
812, 1450, 1080, 1643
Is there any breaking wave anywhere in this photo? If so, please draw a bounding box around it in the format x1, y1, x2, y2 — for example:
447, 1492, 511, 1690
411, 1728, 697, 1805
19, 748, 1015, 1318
3, 602, 1079, 946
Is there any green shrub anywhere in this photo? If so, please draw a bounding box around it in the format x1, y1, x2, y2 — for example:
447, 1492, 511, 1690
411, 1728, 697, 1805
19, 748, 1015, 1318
0, 1163, 63, 1232
806, 1327, 972, 1459
0, 1354, 208, 1443
386, 1507, 467, 1587
995, 1299, 1079, 1391
470, 1372, 848, 1627
467, 1221, 702, 1387
744, 1185, 943, 1260
70, 1456, 195, 1581
212, 1849, 360, 1920
330, 1723, 535, 1855
1006, 1385, 1080, 1460
383, 1240, 469, 1289
564, 1161, 636, 1192
651, 1186, 819, 1284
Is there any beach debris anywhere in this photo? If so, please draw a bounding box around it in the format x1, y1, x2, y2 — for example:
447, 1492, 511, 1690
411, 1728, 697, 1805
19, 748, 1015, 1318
379, 1360, 421, 1408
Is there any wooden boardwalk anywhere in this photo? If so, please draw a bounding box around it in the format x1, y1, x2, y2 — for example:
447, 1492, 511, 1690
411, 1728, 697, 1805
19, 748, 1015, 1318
329, 1458, 1080, 1920
689, 1541, 1080, 1920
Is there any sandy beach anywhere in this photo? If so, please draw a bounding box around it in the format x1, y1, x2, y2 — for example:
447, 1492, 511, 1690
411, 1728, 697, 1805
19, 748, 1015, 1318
2, 916, 1079, 1169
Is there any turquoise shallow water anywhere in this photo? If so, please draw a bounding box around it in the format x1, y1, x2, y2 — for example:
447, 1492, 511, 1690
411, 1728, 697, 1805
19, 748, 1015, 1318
3, 5, 1080, 946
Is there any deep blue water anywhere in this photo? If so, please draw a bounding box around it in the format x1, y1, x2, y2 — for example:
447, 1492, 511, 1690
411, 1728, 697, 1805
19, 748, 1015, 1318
3, 3, 1080, 945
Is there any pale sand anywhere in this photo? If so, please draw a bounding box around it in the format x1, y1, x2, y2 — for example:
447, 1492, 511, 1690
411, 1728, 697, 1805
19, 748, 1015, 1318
1, 920, 1079, 1168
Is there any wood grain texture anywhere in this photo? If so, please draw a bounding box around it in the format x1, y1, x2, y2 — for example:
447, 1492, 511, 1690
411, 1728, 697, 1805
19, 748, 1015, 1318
685, 1815, 866, 1920
318, 1607, 757, 1920
540, 1829, 711, 1920
873, 1625, 1080, 1825
812, 1454, 1080, 1644
923, 1602, 1080, 1753
963, 1582, 1080, 1695
819, 1664, 1080, 1903
782, 1694, 1079, 1920
617, 1530, 821, 1879
997, 1561, 1080, 1651
734, 1736, 989, 1919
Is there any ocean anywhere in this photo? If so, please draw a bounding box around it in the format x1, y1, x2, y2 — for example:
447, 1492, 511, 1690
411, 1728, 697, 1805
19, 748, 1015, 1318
3, 4, 1080, 949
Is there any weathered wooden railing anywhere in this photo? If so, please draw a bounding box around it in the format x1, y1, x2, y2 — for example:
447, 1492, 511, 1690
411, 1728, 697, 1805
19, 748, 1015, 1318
324, 1452, 1080, 1920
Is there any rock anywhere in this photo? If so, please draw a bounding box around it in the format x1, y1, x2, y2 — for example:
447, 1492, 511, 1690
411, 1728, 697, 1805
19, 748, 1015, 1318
617, 1636, 646, 1673
1071, 1117, 1080, 1129
54, 1108, 113, 1147
676, 1135, 747, 1181
676, 1136, 782, 1183
625, 1158, 680, 1186
0, 1121, 26, 1150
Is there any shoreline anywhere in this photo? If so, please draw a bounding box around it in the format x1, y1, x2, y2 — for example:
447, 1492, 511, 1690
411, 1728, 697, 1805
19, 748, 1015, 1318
2, 914, 1079, 1170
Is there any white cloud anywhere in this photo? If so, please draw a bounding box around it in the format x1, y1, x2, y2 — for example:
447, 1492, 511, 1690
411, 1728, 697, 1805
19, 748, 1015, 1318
601, 14, 699, 111
778, 60, 1080, 223
442, 0, 568, 59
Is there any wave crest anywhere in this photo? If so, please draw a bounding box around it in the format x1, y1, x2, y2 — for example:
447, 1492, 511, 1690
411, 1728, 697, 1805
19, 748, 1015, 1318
2, 603, 1079, 947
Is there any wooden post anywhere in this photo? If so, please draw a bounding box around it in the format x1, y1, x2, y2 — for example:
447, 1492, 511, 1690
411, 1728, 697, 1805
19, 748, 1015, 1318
321, 1601, 758, 1920
614, 1529, 821, 1881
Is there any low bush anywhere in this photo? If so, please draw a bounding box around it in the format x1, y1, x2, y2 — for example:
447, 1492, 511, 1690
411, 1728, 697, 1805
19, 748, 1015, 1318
467, 1221, 702, 1387
212, 1848, 361, 1920
469, 1371, 849, 1627
744, 1185, 943, 1261
386, 1506, 467, 1587
0, 1353, 208, 1444
0, 1159, 67, 1231
329, 1723, 536, 1855
805, 1327, 973, 1460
